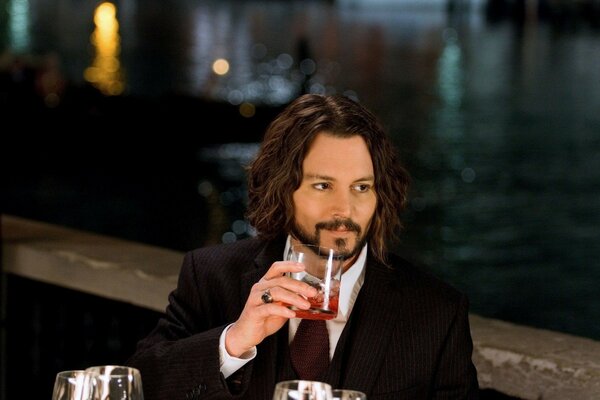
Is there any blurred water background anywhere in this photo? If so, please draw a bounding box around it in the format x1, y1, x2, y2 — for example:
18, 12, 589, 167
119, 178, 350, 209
2, 0, 600, 345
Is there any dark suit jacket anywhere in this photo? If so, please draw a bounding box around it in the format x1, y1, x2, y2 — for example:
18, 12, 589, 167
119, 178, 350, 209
128, 237, 479, 400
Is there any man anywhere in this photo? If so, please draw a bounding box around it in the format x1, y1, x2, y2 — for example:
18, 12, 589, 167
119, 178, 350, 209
128, 94, 479, 399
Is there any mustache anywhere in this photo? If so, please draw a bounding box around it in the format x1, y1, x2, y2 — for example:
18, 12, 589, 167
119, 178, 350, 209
315, 218, 361, 234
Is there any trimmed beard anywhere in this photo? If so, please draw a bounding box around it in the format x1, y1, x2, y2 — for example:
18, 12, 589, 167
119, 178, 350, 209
290, 217, 368, 260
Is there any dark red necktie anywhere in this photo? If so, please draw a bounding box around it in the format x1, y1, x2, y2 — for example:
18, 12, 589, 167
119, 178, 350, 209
289, 319, 330, 381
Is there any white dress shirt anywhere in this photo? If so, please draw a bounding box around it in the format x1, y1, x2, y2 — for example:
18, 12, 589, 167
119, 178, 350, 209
219, 237, 367, 378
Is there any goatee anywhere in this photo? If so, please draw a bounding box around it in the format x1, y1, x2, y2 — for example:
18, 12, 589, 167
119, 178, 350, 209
290, 218, 367, 260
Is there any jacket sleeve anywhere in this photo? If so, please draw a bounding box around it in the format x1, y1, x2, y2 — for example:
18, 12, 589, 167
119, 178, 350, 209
126, 251, 245, 400
431, 294, 480, 399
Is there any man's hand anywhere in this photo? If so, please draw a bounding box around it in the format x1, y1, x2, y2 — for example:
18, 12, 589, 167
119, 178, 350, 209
224, 261, 318, 357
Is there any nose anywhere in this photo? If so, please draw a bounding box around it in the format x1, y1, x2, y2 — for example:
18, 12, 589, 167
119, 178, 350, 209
329, 188, 352, 219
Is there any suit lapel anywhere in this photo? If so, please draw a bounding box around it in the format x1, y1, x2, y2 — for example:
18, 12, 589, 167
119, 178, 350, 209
341, 259, 403, 393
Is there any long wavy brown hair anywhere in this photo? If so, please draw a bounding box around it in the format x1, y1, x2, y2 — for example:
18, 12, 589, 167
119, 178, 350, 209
246, 94, 411, 265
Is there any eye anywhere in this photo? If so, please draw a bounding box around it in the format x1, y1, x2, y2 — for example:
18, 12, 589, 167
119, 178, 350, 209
353, 183, 371, 193
313, 182, 331, 190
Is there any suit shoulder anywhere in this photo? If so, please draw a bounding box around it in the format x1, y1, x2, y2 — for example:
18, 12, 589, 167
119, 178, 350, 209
183, 237, 268, 272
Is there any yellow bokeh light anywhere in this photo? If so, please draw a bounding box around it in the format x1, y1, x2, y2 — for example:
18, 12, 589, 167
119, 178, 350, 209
212, 58, 230, 75
239, 102, 255, 118
85, 1, 124, 96
84, 67, 100, 82
94, 2, 116, 26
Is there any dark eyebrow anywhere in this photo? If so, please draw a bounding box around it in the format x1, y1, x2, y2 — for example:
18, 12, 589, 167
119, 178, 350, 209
305, 173, 375, 182
305, 173, 335, 181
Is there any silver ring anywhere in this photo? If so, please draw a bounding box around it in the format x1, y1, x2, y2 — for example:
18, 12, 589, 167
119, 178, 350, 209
261, 289, 273, 304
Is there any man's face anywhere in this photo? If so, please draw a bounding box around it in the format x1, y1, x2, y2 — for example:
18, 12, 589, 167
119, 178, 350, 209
291, 132, 377, 261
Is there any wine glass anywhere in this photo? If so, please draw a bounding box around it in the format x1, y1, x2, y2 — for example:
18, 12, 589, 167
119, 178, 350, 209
83, 365, 144, 400
332, 389, 367, 400
52, 370, 86, 400
273, 380, 332, 400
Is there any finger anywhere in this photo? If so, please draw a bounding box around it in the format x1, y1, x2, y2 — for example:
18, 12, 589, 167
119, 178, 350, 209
254, 276, 317, 300
255, 302, 297, 319
262, 260, 305, 280
267, 286, 312, 310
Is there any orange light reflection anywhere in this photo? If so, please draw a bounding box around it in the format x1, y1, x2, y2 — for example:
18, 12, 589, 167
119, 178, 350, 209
84, 2, 124, 96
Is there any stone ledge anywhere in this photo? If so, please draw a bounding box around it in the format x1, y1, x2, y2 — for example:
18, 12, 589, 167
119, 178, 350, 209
470, 314, 600, 399
1, 214, 182, 312
3, 214, 600, 399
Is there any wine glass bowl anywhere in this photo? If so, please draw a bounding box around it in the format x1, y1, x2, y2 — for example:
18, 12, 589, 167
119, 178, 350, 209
52, 370, 86, 400
273, 380, 333, 400
83, 365, 144, 400
332, 389, 367, 400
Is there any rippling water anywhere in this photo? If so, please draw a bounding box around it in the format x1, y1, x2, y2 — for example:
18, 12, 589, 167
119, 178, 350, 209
2, 0, 599, 340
